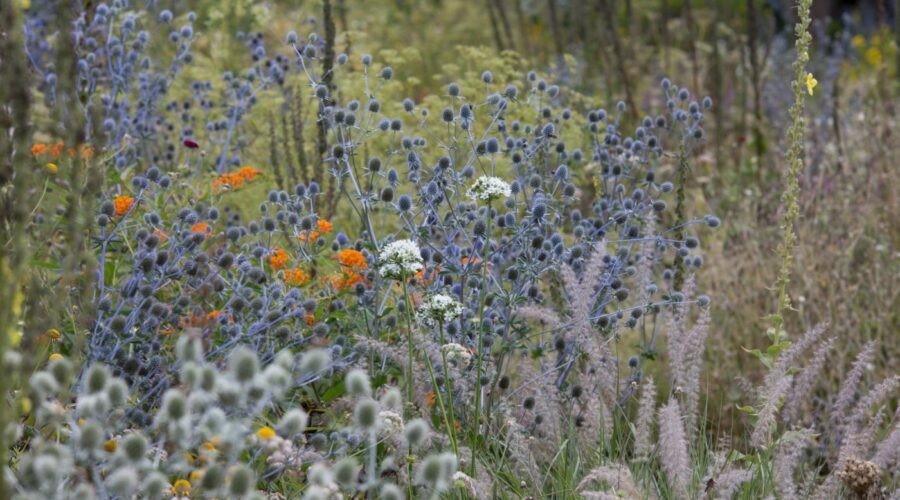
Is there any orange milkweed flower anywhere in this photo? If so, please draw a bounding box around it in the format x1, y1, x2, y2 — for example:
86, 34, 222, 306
269, 247, 289, 270
298, 230, 320, 242
31, 143, 48, 156
304, 313, 316, 326
237, 166, 260, 181
338, 249, 367, 270
283, 268, 310, 286
317, 219, 333, 234
112, 195, 135, 217
191, 222, 210, 234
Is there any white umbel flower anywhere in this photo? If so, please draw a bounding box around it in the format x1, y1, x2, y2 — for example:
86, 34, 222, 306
467, 176, 511, 202
441, 343, 472, 365
378, 239, 424, 279
378, 410, 404, 436
416, 294, 463, 327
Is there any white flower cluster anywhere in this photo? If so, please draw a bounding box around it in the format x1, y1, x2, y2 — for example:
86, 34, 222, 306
441, 343, 472, 365
379, 410, 405, 435
378, 239, 424, 279
416, 293, 464, 327
467, 175, 512, 202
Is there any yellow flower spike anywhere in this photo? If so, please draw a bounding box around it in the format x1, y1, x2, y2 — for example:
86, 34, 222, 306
805, 73, 817, 96
48, 353, 63, 362
46, 163, 58, 175
46, 328, 61, 340
256, 426, 277, 440
103, 438, 118, 453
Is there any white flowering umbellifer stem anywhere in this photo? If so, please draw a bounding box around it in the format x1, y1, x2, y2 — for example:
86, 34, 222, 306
438, 321, 459, 449
400, 278, 459, 455
401, 276, 416, 410
471, 201, 491, 477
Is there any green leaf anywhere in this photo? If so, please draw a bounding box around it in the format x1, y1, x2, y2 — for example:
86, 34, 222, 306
735, 404, 757, 416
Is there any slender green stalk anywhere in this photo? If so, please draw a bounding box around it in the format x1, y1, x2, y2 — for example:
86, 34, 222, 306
401, 275, 416, 410
400, 279, 458, 454
437, 321, 458, 446
770, 0, 814, 342
471, 201, 492, 476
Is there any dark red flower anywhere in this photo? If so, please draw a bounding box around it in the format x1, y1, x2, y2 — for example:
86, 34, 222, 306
183, 139, 199, 149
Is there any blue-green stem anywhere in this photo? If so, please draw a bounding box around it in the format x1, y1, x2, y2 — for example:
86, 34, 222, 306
471, 201, 491, 476
438, 320, 459, 448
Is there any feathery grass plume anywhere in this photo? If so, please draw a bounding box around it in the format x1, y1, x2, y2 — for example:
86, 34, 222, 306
673, 295, 709, 435
782, 337, 836, 425
707, 468, 753, 500
498, 414, 542, 486
872, 409, 900, 470
505, 354, 564, 460
816, 375, 900, 499
751, 323, 826, 448
770, 0, 814, 336
546, 243, 617, 438
700, 446, 751, 500
576, 463, 644, 499
666, 276, 708, 434
658, 398, 691, 497
832, 341, 877, 428
773, 429, 814, 500
840, 376, 900, 458
633, 377, 657, 462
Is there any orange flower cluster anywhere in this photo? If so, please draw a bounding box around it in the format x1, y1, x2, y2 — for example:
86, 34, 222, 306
283, 268, 310, 286
190, 223, 211, 234
415, 265, 440, 285
298, 219, 334, 242
112, 195, 135, 217
178, 309, 229, 330
31, 143, 95, 159
324, 270, 366, 291
337, 249, 367, 270
269, 247, 289, 270
212, 166, 261, 191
